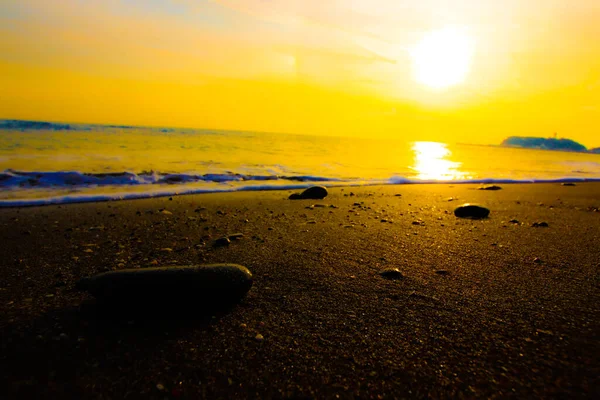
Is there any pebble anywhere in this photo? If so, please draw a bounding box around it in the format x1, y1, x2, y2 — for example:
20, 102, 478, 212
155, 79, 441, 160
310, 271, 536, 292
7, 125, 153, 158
454, 204, 490, 219
214, 237, 231, 246
531, 222, 549, 227
289, 186, 328, 200
160, 210, 172, 215
255, 333, 264, 341
435, 270, 449, 275
378, 268, 404, 280
228, 233, 244, 240
75, 264, 254, 304
478, 185, 502, 190
509, 219, 520, 224
561, 182, 576, 186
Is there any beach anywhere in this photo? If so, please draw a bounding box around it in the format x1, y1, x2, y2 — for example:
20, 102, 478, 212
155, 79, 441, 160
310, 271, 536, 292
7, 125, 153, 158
1, 183, 598, 399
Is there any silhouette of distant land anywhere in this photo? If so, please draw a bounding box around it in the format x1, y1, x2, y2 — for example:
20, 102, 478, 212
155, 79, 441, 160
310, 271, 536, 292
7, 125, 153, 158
501, 136, 588, 152
589, 148, 600, 154
0, 119, 73, 131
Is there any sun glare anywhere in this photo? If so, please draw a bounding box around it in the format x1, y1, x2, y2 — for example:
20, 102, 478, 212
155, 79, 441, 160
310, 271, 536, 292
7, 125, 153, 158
410, 27, 475, 90
411, 141, 467, 180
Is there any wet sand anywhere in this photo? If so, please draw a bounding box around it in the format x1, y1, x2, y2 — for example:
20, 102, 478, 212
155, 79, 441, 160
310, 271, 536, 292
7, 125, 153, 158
1, 183, 599, 399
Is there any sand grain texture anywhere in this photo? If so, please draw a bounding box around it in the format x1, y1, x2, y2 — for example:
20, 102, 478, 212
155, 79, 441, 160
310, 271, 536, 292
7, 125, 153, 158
1, 183, 599, 399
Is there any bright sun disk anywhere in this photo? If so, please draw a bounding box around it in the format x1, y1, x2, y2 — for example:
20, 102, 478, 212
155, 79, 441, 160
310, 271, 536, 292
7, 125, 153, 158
410, 27, 475, 90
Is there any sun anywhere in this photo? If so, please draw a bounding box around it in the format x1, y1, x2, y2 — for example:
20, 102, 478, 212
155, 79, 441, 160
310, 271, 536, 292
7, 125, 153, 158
410, 27, 475, 90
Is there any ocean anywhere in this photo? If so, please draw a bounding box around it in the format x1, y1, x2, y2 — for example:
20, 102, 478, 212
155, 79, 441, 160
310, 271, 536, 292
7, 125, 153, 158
2, 121, 600, 207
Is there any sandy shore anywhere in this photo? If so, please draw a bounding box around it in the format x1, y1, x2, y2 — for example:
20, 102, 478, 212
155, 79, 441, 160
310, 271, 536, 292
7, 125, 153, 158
1, 183, 599, 399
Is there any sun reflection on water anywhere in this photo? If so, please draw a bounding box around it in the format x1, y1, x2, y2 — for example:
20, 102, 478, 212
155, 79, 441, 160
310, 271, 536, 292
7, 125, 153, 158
411, 141, 467, 180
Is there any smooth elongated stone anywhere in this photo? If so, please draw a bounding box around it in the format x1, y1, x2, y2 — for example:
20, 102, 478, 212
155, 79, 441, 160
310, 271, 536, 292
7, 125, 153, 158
76, 264, 253, 304
454, 204, 490, 219
289, 186, 328, 200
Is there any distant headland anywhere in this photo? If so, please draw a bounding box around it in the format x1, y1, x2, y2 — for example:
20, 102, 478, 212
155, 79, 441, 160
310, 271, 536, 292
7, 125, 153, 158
501, 136, 600, 154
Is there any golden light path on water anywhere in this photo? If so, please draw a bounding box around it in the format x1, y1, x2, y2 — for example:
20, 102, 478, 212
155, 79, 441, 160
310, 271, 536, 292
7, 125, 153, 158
411, 141, 469, 181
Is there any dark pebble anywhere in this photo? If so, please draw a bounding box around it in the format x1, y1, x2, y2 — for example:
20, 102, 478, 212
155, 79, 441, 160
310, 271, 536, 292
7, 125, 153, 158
478, 185, 502, 190
378, 268, 404, 280
228, 233, 244, 240
435, 270, 449, 275
214, 237, 231, 246
509, 219, 520, 224
531, 222, 549, 227
75, 264, 253, 305
289, 186, 328, 200
454, 204, 490, 219
561, 182, 576, 186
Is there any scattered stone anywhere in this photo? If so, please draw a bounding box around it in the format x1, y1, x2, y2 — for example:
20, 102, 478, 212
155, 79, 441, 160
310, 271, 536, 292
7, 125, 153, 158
160, 210, 172, 215
255, 333, 264, 341
509, 219, 520, 224
533, 257, 543, 264
561, 182, 576, 186
156, 383, 166, 391
214, 237, 231, 247
394, 194, 402, 197
228, 233, 244, 240
289, 186, 328, 200
435, 270, 449, 275
412, 220, 424, 226
76, 264, 253, 305
531, 222, 549, 227
378, 268, 404, 280
478, 185, 502, 191
454, 204, 490, 219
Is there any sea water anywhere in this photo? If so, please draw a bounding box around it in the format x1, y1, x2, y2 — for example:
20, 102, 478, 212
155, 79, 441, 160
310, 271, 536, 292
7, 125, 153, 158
2, 121, 600, 206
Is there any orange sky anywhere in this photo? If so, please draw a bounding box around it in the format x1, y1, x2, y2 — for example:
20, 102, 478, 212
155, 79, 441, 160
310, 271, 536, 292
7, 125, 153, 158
1, 0, 599, 146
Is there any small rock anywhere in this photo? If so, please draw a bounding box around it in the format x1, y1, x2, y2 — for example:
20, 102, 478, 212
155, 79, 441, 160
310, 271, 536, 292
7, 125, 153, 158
228, 233, 244, 240
214, 237, 231, 246
531, 222, 549, 227
533, 257, 543, 264
289, 186, 328, 200
160, 210, 172, 215
76, 264, 254, 304
378, 268, 404, 280
509, 219, 520, 224
435, 270, 449, 275
478, 185, 502, 191
156, 383, 166, 391
454, 204, 490, 219
255, 333, 264, 341
561, 182, 576, 186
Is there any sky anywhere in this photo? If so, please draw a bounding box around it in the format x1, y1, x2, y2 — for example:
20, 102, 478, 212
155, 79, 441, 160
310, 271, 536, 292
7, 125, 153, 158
1, 0, 599, 146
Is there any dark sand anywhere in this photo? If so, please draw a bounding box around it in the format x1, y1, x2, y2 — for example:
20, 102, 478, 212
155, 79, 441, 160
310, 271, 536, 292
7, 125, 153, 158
1, 183, 599, 399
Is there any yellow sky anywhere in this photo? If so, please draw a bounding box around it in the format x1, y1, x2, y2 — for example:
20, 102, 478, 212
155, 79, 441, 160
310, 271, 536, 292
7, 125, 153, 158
1, 0, 600, 146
